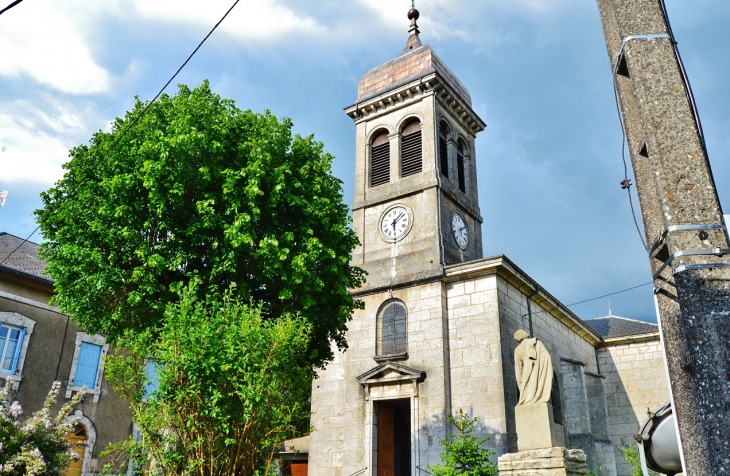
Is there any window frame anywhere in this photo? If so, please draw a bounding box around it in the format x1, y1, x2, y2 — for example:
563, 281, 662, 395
65, 333, 109, 403
375, 300, 408, 362
0, 312, 35, 390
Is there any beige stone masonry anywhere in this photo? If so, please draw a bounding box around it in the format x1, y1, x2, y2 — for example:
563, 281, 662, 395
498, 448, 590, 476
515, 403, 565, 451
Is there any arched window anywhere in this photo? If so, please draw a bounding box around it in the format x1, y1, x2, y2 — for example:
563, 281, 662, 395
438, 122, 450, 178
457, 140, 466, 193
400, 119, 422, 177
370, 130, 390, 187
377, 301, 407, 357
550, 371, 563, 425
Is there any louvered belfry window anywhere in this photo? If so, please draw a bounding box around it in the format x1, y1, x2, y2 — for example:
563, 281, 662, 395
378, 302, 407, 356
457, 142, 466, 192
439, 124, 449, 178
370, 131, 390, 187
400, 120, 422, 177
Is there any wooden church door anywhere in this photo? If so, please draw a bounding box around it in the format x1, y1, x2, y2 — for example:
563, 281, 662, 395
377, 400, 411, 476
377, 401, 395, 476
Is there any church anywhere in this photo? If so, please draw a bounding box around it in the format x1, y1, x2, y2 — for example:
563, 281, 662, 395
301, 7, 673, 476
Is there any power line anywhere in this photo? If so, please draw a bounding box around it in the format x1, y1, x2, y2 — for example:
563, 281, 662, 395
0, 0, 24, 16
566, 281, 653, 307
0, 0, 241, 267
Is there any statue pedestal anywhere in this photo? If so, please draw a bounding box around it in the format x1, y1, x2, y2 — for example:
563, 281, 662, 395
498, 448, 589, 476
515, 403, 565, 451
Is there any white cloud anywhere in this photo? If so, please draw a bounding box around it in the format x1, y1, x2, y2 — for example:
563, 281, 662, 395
0, 97, 102, 185
127, 0, 326, 43
0, 0, 110, 94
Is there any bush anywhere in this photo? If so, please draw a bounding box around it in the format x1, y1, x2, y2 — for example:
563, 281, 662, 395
0, 380, 84, 476
621, 445, 659, 476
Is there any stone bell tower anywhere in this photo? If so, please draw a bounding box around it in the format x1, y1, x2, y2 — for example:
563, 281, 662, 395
346, 8, 486, 293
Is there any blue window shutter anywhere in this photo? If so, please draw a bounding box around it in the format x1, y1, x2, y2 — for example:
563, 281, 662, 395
74, 342, 102, 389
9, 328, 25, 375
144, 361, 161, 399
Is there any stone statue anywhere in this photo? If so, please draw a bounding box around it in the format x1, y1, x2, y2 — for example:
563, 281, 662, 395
513, 329, 553, 406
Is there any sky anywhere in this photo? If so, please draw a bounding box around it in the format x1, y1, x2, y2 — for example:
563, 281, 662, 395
1, 0, 729, 324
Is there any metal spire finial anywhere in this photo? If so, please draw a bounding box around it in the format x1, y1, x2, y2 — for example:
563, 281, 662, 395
400, 0, 422, 55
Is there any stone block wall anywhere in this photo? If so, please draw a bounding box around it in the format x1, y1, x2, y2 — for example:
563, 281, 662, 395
496, 275, 599, 454
598, 337, 669, 475
309, 281, 450, 476
444, 274, 508, 457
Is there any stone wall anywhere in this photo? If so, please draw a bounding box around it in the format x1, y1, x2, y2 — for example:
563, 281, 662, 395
496, 275, 600, 454
444, 274, 507, 457
598, 337, 669, 475
309, 281, 450, 476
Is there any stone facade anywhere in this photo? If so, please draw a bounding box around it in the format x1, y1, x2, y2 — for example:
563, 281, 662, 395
599, 335, 669, 475
308, 13, 673, 476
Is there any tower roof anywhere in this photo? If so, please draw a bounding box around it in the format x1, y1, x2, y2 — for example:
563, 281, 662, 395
356, 9, 472, 106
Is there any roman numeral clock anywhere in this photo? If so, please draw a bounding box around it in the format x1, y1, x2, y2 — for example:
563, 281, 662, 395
380, 205, 413, 242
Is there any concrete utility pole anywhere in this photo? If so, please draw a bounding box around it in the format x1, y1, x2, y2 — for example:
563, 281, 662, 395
595, 0, 730, 474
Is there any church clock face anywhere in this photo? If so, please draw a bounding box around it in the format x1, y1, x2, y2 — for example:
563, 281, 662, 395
380, 205, 412, 242
451, 212, 468, 249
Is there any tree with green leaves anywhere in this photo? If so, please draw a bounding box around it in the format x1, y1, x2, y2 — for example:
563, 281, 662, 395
427, 409, 499, 476
36, 80, 364, 367
102, 284, 313, 476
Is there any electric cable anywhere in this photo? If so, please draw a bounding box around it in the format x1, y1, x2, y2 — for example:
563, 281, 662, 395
565, 281, 652, 307
0, 0, 241, 267
0, 0, 24, 16
612, 87, 648, 252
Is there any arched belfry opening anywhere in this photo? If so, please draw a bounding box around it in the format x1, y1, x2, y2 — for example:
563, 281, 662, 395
371, 130, 390, 187
400, 119, 422, 177
438, 121, 451, 179
457, 138, 467, 193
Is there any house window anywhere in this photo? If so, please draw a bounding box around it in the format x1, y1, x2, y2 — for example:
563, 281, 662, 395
370, 130, 390, 187
0, 324, 24, 374
144, 360, 161, 400
457, 141, 466, 193
439, 122, 450, 179
66, 333, 109, 403
376, 301, 407, 359
0, 312, 35, 389
400, 120, 422, 177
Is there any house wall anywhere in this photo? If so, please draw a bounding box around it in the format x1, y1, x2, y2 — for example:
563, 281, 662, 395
598, 337, 669, 475
0, 291, 133, 474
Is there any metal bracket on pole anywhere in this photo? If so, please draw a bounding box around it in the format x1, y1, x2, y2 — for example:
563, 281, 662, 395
652, 248, 730, 280
648, 224, 725, 256
613, 34, 671, 75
